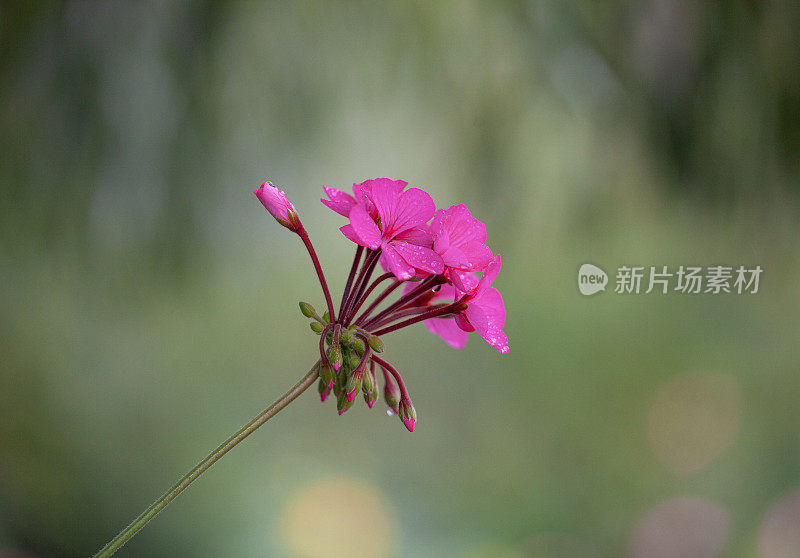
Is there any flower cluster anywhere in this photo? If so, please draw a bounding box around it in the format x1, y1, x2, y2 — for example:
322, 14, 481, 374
254, 178, 508, 432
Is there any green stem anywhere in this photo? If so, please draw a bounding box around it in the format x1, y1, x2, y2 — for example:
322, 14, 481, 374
93, 363, 320, 557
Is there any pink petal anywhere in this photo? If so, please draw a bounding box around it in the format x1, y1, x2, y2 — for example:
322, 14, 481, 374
458, 240, 494, 271
340, 224, 365, 246
386, 187, 436, 237
450, 269, 479, 293
369, 180, 401, 234
465, 287, 508, 353
394, 224, 434, 247
474, 254, 502, 297
424, 317, 469, 349
348, 204, 381, 249
354, 178, 406, 208
380, 242, 415, 280
455, 314, 474, 332
321, 186, 356, 217
391, 242, 444, 275
432, 221, 450, 254
442, 204, 488, 245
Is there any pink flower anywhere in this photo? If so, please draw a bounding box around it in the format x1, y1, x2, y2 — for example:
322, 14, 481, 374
254, 181, 299, 230
458, 255, 508, 353
418, 255, 508, 353
324, 178, 444, 280
421, 284, 470, 349
431, 204, 494, 292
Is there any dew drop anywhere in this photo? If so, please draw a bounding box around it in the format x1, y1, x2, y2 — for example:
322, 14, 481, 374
386, 409, 395, 416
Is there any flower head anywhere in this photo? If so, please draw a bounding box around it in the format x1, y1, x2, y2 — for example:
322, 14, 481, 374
260, 177, 509, 433
254, 181, 299, 231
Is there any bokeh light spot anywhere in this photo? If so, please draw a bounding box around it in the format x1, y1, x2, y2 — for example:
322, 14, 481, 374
281, 476, 397, 558
758, 487, 800, 558
647, 371, 742, 476
629, 496, 730, 558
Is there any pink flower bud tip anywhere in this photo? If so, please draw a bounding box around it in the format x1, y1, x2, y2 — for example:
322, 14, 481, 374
338, 407, 346, 416
320, 391, 329, 402
403, 417, 415, 432
254, 181, 298, 229
346, 389, 357, 402
332, 361, 341, 371
367, 399, 375, 409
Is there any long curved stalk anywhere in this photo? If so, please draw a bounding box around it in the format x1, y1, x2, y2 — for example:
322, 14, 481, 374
93, 363, 320, 557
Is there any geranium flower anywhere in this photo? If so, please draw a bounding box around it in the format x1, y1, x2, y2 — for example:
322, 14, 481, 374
324, 178, 444, 280
414, 255, 508, 353
431, 204, 494, 291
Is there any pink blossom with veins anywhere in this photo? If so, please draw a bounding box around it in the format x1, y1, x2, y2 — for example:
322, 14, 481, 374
321, 178, 405, 219
323, 178, 444, 281
417, 255, 508, 353
431, 204, 494, 292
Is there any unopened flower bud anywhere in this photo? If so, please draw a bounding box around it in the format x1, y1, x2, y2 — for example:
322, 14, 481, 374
339, 328, 353, 345
327, 345, 343, 371
322, 311, 330, 323
319, 364, 334, 387
318, 377, 331, 402
310, 322, 324, 334
337, 390, 355, 415
299, 301, 317, 319
348, 354, 361, 370
351, 338, 366, 354
345, 372, 363, 402
399, 399, 417, 432
253, 181, 299, 231
368, 335, 384, 353
383, 376, 400, 414
363, 388, 377, 408
362, 366, 375, 394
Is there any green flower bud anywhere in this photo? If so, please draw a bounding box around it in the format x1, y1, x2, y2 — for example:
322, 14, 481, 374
339, 328, 354, 345
327, 345, 343, 371
362, 366, 375, 393
351, 338, 366, 354
368, 335, 384, 353
337, 390, 355, 415
384, 377, 400, 414
319, 365, 334, 386
299, 301, 317, 318
322, 311, 330, 323
310, 322, 324, 334
363, 388, 377, 409
345, 372, 363, 402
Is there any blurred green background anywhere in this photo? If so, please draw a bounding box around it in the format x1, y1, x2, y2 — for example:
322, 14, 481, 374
1, 1, 799, 557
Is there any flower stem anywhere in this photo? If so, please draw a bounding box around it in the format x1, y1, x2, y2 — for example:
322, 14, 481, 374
297, 225, 336, 322
367, 304, 448, 330
347, 273, 394, 324
371, 299, 466, 336
361, 275, 444, 329
93, 364, 320, 557
353, 278, 402, 326
339, 246, 363, 318
342, 249, 380, 323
